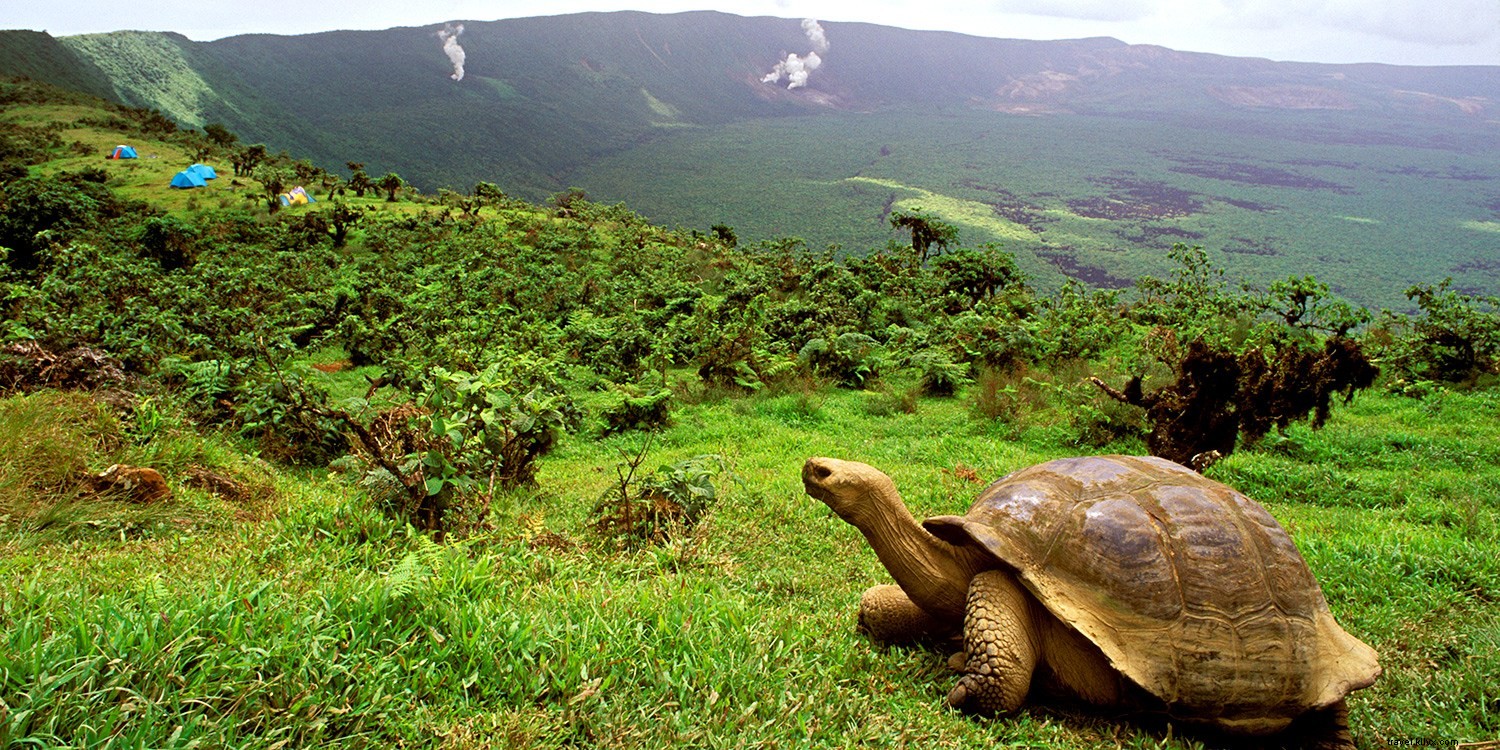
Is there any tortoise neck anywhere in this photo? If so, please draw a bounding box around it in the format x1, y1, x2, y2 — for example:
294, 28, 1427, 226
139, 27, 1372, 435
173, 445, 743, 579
854, 484, 982, 621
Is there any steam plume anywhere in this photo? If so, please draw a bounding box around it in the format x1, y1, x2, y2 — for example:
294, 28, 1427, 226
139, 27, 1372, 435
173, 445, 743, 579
802, 19, 829, 54
761, 19, 829, 90
438, 23, 466, 81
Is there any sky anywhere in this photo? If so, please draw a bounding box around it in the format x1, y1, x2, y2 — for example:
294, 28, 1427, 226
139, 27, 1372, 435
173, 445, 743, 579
7, 0, 1499, 67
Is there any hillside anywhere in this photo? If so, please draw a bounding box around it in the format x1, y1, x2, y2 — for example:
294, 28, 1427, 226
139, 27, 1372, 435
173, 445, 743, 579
3, 12, 1498, 308
0, 29, 115, 101
3, 75, 1499, 749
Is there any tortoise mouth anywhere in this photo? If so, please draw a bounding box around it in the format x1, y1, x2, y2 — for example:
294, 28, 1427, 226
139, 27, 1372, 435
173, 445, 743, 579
802, 457, 836, 500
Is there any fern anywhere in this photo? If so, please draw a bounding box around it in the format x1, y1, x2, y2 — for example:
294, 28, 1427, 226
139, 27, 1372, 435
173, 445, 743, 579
383, 529, 442, 602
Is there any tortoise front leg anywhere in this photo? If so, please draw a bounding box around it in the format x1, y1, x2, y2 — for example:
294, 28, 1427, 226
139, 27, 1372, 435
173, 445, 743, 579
947, 570, 1040, 714
857, 584, 953, 644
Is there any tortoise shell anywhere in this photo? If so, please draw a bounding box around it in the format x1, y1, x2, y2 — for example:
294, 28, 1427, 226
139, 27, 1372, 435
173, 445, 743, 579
923, 455, 1379, 729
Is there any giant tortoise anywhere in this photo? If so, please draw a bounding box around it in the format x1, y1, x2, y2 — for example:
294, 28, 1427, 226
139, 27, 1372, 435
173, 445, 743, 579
802, 454, 1379, 740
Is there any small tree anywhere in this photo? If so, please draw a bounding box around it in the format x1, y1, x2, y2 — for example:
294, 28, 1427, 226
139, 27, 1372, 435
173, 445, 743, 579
232, 143, 269, 178
549, 187, 589, 217
1387, 279, 1500, 385
348, 170, 374, 198
292, 160, 322, 184
1255, 275, 1369, 336
256, 166, 290, 211
377, 172, 405, 202
710, 224, 738, 248
889, 208, 958, 263
327, 202, 365, 248
203, 122, 238, 148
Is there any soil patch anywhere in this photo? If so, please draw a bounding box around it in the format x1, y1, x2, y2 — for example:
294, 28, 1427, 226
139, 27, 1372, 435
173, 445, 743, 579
1168, 157, 1354, 193
1117, 225, 1206, 246
1069, 175, 1206, 221
1223, 236, 1283, 257
1035, 247, 1133, 289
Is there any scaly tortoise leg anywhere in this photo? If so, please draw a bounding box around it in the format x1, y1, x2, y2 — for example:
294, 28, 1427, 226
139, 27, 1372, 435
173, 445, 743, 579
946, 570, 1039, 714
857, 584, 951, 644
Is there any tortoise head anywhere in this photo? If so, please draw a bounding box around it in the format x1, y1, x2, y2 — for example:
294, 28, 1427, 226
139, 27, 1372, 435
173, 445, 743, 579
803, 457, 898, 525
804, 456, 986, 621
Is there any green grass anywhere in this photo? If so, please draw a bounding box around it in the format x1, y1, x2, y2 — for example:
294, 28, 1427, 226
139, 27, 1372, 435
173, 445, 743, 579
2, 383, 1496, 748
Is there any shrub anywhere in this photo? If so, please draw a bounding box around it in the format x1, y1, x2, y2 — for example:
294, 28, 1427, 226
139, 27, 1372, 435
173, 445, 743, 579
931, 246, 1023, 308
236, 368, 351, 466
1091, 330, 1377, 465
970, 363, 1056, 425
907, 347, 970, 397
1383, 280, 1500, 386
592, 444, 723, 550
136, 215, 200, 271
798, 332, 884, 388
297, 362, 574, 534
600, 387, 673, 435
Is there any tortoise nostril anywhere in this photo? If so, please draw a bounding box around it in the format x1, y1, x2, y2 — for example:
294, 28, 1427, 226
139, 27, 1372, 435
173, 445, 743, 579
812, 464, 832, 481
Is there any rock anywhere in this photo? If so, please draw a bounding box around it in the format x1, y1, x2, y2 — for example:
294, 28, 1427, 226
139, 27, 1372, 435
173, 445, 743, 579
88, 464, 171, 503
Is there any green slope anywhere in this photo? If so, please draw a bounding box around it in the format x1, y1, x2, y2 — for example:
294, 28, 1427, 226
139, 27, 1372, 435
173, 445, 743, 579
0, 30, 115, 100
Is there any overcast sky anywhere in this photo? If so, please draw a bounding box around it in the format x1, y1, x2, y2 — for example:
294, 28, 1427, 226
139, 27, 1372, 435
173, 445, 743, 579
8, 0, 1499, 66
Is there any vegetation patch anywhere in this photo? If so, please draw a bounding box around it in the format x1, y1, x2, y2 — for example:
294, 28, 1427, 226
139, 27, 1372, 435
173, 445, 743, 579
843, 176, 1037, 244
955, 178, 1053, 232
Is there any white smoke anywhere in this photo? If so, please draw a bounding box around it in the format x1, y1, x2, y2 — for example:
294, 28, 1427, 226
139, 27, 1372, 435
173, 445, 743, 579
762, 19, 829, 90
438, 23, 466, 81
801, 18, 829, 54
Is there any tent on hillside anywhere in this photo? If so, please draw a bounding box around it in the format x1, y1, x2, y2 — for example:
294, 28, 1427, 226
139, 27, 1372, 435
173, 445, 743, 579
187, 163, 218, 180
169, 170, 207, 189
278, 186, 315, 206
109, 145, 137, 159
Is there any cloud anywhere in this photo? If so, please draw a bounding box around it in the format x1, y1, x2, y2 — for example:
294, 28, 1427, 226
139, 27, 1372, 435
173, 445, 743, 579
1219, 0, 1500, 46
991, 0, 1159, 23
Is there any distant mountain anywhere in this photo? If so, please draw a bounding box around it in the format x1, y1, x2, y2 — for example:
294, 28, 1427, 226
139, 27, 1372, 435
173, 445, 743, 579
3, 12, 1498, 307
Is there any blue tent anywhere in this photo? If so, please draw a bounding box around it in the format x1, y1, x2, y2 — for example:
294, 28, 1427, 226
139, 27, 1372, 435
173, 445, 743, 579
110, 145, 137, 159
187, 163, 218, 180
169, 170, 207, 189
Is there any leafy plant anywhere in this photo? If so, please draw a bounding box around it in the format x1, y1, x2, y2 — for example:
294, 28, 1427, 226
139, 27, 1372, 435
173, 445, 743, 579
600, 386, 673, 435
1383, 279, 1500, 386
591, 439, 723, 550
906, 347, 970, 397
798, 332, 885, 388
